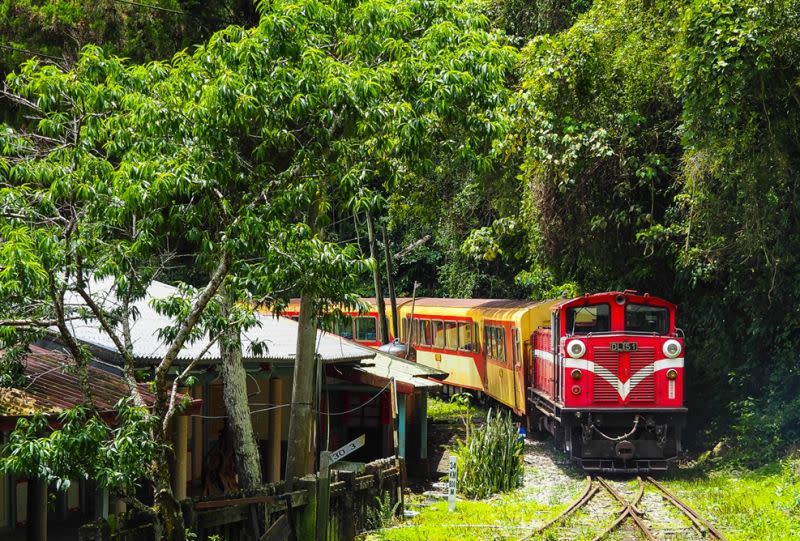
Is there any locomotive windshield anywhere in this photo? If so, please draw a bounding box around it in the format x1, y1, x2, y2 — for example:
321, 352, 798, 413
566, 304, 610, 335
624, 303, 669, 334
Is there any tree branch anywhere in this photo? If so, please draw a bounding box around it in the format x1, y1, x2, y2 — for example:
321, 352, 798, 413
153, 250, 231, 419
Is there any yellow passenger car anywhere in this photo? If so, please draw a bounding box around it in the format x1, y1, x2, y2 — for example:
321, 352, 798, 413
397, 298, 557, 414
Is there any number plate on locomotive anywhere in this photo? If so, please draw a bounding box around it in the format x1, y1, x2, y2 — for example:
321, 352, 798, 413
610, 342, 638, 352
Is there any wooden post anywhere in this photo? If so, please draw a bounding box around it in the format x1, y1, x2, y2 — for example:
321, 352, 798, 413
339, 471, 356, 540
192, 383, 204, 483
26, 478, 46, 541
295, 475, 318, 541
381, 225, 399, 338
365, 210, 389, 345
113, 497, 126, 516
268, 377, 283, 482
419, 390, 428, 460
95, 487, 109, 519
397, 394, 406, 459
173, 413, 189, 500
315, 451, 331, 541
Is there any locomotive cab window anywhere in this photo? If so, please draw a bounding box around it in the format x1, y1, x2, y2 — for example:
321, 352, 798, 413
566, 304, 610, 335
625, 304, 669, 335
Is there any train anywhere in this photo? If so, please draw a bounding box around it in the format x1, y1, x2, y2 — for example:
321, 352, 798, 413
283, 290, 686, 472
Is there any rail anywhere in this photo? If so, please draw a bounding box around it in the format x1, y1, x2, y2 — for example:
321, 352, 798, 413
520, 475, 727, 541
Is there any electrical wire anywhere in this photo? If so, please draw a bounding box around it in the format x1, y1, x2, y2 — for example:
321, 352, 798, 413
188, 379, 392, 419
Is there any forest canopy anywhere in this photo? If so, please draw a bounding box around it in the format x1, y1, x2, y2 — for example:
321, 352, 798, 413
1, 0, 799, 471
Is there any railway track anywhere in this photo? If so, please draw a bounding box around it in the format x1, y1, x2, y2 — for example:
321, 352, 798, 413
521, 475, 726, 541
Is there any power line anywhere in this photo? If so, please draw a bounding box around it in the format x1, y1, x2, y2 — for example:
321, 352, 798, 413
0, 43, 63, 62
112, 0, 238, 25
113, 0, 185, 15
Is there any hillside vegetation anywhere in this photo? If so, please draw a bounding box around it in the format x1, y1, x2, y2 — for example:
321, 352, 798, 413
2, 0, 799, 469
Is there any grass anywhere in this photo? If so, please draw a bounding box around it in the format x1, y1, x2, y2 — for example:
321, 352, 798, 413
365, 450, 800, 541
427, 394, 477, 423
360, 487, 554, 541
660, 458, 800, 541
361, 449, 581, 541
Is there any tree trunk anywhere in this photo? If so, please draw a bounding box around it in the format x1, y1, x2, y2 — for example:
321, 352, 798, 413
366, 210, 389, 344
220, 287, 263, 489
154, 443, 185, 541
284, 292, 318, 489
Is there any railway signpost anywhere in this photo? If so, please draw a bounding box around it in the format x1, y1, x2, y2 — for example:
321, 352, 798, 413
448, 456, 457, 511
317, 434, 366, 541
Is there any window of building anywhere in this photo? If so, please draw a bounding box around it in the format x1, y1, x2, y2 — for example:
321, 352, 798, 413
355, 316, 377, 341
566, 304, 611, 335
625, 304, 669, 335
458, 322, 474, 351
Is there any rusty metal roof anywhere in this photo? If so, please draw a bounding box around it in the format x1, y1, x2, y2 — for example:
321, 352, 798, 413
0, 345, 176, 417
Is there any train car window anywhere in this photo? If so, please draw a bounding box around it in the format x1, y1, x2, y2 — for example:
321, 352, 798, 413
458, 322, 474, 351
433, 321, 446, 348
496, 327, 506, 362
423, 320, 433, 346
445, 322, 458, 350
485, 326, 507, 361
355, 316, 377, 341
334, 316, 354, 339
402, 317, 410, 342
625, 304, 669, 334
566, 304, 610, 335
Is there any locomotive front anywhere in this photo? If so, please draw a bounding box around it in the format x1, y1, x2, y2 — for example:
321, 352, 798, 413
533, 290, 686, 472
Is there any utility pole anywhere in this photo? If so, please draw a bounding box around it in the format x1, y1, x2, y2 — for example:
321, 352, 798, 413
366, 210, 389, 344
382, 225, 399, 338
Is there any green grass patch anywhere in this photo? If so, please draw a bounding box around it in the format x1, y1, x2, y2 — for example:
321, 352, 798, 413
427, 393, 477, 423
362, 455, 583, 541
662, 458, 800, 541
362, 490, 553, 541
365, 453, 799, 541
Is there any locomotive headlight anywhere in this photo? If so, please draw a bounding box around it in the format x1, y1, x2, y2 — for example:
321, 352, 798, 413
567, 339, 586, 358
663, 339, 682, 359
666, 369, 678, 380
571, 369, 582, 380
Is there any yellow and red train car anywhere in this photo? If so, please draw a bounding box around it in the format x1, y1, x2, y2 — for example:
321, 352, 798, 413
284, 290, 686, 471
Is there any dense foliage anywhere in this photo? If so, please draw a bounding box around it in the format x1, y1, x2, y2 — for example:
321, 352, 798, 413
1, 0, 799, 490
508, 0, 800, 461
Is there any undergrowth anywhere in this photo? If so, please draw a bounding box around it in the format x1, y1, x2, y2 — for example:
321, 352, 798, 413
452, 409, 524, 499
427, 393, 476, 423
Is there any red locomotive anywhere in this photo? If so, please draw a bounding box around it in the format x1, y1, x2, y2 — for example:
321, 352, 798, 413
528, 290, 685, 471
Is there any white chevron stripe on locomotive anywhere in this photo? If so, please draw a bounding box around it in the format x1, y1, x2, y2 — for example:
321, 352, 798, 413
534, 349, 554, 363
564, 357, 684, 400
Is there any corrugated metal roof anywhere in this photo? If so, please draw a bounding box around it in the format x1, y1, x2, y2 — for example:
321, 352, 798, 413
58, 278, 375, 365
0, 345, 162, 416
352, 351, 447, 389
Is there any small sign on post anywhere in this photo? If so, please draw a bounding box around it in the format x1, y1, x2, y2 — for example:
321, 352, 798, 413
330, 433, 366, 464
448, 456, 457, 512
